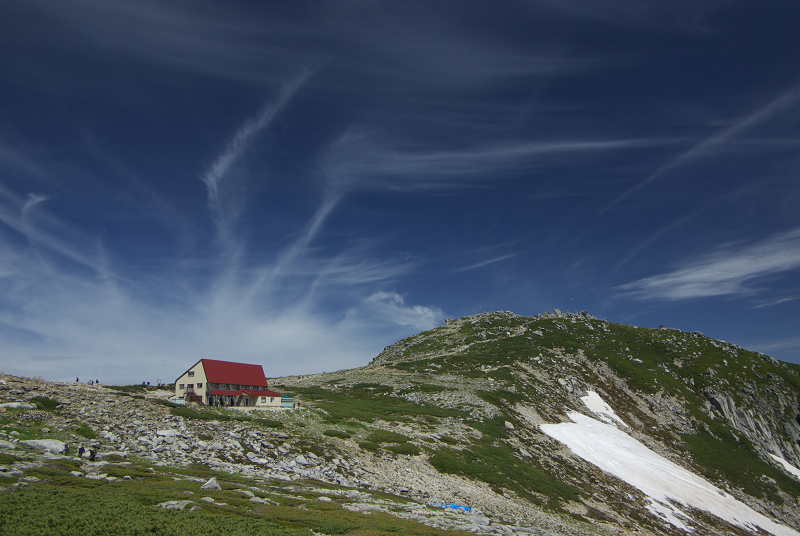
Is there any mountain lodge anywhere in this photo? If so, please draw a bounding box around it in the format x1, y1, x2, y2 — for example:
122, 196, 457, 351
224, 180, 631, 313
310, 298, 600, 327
174, 359, 286, 407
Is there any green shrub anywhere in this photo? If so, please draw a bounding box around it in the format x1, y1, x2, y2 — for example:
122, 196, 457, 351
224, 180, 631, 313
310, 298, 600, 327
681, 424, 800, 499
29, 396, 60, 411
253, 418, 283, 429
366, 430, 410, 444
150, 399, 179, 408
358, 441, 379, 451
429, 444, 579, 507
387, 443, 420, 456
288, 385, 464, 424
323, 430, 351, 439
74, 425, 96, 439
0, 453, 22, 465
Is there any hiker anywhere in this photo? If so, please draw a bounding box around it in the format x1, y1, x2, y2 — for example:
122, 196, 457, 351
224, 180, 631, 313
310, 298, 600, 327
76, 377, 79, 382
89, 449, 97, 461
62, 443, 69, 455
78, 446, 85, 458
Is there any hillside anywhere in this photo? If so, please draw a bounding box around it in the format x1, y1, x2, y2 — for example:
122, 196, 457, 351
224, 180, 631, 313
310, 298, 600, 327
2, 310, 800, 535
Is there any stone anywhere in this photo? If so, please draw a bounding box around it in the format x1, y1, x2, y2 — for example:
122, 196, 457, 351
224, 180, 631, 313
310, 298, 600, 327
19, 439, 65, 453
0, 402, 35, 409
200, 477, 221, 490
465, 515, 491, 525
200, 497, 215, 503
0, 440, 17, 450
156, 500, 195, 510
156, 429, 180, 437
295, 455, 309, 465
504, 421, 515, 431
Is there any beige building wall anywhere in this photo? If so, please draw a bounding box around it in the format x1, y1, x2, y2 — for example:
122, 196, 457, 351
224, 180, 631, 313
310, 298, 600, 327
175, 361, 208, 403
253, 394, 282, 407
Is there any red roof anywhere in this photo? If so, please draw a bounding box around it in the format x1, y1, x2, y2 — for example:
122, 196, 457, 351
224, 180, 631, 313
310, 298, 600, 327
243, 389, 282, 398
201, 359, 269, 387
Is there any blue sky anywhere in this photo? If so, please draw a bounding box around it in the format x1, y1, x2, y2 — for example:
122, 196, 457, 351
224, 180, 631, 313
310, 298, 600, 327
1, 1, 799, 383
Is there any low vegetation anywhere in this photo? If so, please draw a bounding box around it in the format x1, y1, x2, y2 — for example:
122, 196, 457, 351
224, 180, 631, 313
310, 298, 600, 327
0, 455, 471, 536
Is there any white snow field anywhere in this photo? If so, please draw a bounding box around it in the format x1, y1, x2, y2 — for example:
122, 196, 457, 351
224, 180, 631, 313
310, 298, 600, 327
770, 454, 800, 480
540, 392, 799, 536
579, 391, 628, 427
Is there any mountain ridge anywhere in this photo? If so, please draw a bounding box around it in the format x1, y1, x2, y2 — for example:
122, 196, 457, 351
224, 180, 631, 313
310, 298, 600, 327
2, 309, 799, 535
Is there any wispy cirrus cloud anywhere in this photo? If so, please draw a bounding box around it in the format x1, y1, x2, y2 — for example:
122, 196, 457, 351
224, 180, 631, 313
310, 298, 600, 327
201, 70, 313, 236
605, 85, 800, 211
324, 129, 664, 192
616, 228, 800, 301
455, 253, 520, 273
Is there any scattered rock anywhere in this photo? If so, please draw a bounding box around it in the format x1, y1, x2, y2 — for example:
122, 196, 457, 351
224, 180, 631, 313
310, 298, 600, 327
0, 403, 35, 409
200, 477, 221, 490
19, 439, 65, 453
156, 500, 195, 510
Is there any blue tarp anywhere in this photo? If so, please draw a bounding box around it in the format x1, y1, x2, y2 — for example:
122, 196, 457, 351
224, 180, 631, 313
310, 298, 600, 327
441, 503, 471, 512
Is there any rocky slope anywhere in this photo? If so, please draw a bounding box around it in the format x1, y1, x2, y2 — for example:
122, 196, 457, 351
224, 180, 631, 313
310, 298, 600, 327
2, 310, 800, 536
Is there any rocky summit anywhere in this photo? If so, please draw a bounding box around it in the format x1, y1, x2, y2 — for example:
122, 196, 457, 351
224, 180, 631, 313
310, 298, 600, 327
1, 310, 800, 536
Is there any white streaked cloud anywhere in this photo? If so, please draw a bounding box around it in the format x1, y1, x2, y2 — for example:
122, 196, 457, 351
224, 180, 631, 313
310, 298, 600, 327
617, 228, 800, 300
751, 336, 800, 354
200, 70, 312, 235
605, 85, 800, 211
324, 129, 664, 192
455, 253, 520, 273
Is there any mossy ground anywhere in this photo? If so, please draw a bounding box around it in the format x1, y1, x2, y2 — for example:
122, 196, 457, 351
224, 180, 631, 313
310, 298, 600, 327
0, 456, 471, 536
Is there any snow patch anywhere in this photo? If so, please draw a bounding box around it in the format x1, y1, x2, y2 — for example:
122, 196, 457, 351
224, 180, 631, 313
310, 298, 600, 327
770, 454, 800, 480
646, 499, 692, 532
580, 391, 628, 427
540, 412, 799, 536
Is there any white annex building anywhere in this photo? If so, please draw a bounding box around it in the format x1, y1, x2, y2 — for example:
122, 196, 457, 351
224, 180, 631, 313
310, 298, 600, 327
174, 359, 286, 407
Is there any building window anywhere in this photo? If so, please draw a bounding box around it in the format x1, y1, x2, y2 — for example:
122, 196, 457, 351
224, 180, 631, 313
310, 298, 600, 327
270, 397, 274, 403
197, 383, 203, 388
261, 397, 266, 403
188, 384, 193, 389
179, 384, 184, 389
188, 371, 195, 377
